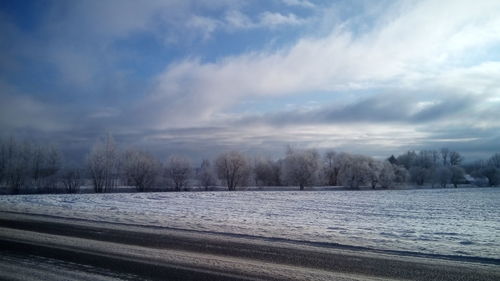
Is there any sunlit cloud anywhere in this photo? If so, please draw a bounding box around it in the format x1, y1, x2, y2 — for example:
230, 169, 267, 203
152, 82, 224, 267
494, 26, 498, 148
0, 0, 499, 160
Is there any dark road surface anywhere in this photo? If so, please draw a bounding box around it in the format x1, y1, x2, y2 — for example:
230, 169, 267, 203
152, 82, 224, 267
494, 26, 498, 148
0, 212, 498, 281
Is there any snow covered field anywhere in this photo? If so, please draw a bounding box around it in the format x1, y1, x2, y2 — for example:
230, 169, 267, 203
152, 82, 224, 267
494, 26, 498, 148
0, 187, 498, 259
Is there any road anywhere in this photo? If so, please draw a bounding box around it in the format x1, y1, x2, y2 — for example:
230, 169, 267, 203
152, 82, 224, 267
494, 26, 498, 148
0, 212, 498, 281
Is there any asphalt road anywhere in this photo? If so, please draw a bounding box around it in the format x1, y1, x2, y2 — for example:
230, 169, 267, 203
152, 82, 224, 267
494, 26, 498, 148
0, 212, 498, 281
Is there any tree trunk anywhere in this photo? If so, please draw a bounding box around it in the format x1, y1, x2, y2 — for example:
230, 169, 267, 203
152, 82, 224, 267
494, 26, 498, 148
299, 184, 304, 190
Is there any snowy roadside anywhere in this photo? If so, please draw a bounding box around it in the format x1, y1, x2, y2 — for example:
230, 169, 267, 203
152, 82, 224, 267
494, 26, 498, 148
1, 212, 499, 281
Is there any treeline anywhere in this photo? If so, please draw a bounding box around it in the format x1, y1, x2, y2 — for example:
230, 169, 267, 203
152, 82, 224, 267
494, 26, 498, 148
0, 136, 499, 194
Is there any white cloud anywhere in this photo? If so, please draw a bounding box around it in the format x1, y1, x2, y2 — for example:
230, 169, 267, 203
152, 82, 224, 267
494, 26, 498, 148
144, 0, 500, 129
224, 10, 254, 29
259, 12, 304, 26
4, 0, 500, 159
186, 15, 220, 40
223, 10, 306, 30
282, 0, 315, 9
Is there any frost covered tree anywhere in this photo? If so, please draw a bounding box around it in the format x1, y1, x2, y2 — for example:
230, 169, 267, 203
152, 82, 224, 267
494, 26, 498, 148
322, 151, 342, 186
253, 158, 271, 186
32, 144, 61, 191
165, 155, 192, 191
481, 154, 500, 186
396, 151, 417, 170
367, 159, 383, 189
283, 147, 319, 190
440, 148, 450, 166
198, 159, 216, 191
31, 144, 45, 187
215, 151, 250, 191
253, 158, 282, 186
61, 167, 82, 193
0, 138, 61, 193
450, 166, 465, 188
410, 166, 427, 186
428, 150, 441, 187
488, 153, 500, 169
378, 161, 396, 188
468, 159, 495, 187
0, 143, 6, 186
402, 150, 438, 186
396, 148, 464, 187
1, 138, 32, 193
123, 148, 160, 192
87, 135, 120, 193
481, 166, 500, 186
466, 154, 500, 187
338, 154, 371, 189
393, 164, 409, 185
435, 166, 452, 188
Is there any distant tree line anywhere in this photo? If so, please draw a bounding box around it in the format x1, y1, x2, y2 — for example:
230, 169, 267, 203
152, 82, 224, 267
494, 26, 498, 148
1, 136, 499, 194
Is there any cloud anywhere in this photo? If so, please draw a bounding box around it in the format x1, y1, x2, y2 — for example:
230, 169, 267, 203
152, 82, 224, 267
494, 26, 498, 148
42, 0, 242, 41
0, 82, 71, 132
144, 0, 500, 129
282, 0, 316, 8
224, 10, 254, 29
223, 10, 306, 30
259, 12, 305, 26
2, 0, 500, 161
186, 15, 220, 40
231, 89, 487, 127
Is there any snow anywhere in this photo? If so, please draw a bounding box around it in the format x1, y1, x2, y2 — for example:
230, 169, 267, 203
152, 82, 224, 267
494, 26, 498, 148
0, 187, 499, 259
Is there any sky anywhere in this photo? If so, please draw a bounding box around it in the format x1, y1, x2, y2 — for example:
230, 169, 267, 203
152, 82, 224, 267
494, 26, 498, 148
1, 0, 500, 162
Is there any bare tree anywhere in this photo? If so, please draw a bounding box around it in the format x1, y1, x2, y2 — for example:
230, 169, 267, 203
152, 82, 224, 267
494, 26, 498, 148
87, 135, 120, 193
440, 148, 450, 166
215, 151, 249, 191
488, 153, 500, 168
61, 167, 82, 193
198, 159, 216, 191
166, 155, 192, 191
2, 138, 32, 194
449, 151, 463, 166
123, 148, 160, 192
283, 147, 319, 190
0, 138, 12, 187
